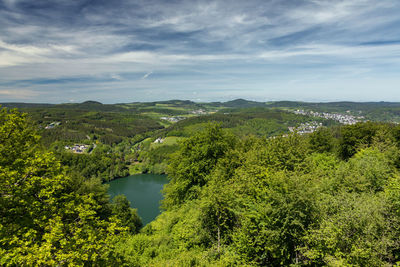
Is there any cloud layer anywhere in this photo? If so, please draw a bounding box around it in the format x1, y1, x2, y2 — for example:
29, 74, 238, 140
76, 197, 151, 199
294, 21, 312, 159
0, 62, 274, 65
1, 0, 400, 103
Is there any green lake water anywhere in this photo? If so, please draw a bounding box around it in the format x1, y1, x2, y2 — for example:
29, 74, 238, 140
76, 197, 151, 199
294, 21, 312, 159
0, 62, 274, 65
107, 174, 168, 225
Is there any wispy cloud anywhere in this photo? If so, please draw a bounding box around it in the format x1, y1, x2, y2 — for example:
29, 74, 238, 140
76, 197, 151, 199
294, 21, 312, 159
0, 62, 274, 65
142, 71, 153, 80
0, 88, 39, 98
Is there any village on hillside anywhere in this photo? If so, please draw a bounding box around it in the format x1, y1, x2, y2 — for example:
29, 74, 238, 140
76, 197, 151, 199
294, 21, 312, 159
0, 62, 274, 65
64, 144, 90, 153
288, 121, 323, 134
292, 110, 365, 125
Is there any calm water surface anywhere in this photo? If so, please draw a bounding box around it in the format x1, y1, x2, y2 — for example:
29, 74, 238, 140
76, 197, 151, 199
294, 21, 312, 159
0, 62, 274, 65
107, 174, 168, 225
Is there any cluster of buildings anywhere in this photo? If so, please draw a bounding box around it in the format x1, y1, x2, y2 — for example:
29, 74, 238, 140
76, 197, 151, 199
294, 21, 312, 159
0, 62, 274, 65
153, 137, 164, 144
293, 110, 364, 125
64, 144, 89, 153
288, 122, 323, 134
160, 116, 186, 122
45, 121, 61, 129
191, 109, 208, 115
160, 109, 214, 123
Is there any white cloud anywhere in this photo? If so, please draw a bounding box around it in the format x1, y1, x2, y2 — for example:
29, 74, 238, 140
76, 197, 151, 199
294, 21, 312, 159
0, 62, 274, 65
258, 44, 400, 61
0, 89, 39, 98
0, 39, 80, 67
0, 51, 46, 67
110, 74, 123, 80
0, 40, 50, 56
142, 71, 153, 79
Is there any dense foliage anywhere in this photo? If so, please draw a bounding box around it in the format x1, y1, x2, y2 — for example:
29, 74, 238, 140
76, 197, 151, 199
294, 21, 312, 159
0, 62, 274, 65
32, 109, 163, 145
51, 142, 130, 182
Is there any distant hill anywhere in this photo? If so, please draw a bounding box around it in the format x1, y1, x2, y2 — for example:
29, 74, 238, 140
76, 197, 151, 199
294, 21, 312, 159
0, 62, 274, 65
80, 100, 103, 105
0, 103, 54, 109
265, 101, 400, 122
124, 100, 197, 106
266, 101, 305, 107
267, 101, 400, 110
155, 100, 197, 105
55, 101, 126, 112
210, 99, 266, 108
0, 101, 127, 112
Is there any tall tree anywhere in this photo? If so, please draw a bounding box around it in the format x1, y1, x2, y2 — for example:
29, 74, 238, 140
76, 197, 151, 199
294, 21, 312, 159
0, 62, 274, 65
163, 124, 236, 208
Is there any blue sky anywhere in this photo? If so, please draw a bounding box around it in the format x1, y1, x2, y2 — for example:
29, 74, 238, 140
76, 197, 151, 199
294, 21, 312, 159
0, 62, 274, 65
0, 0, 400, 103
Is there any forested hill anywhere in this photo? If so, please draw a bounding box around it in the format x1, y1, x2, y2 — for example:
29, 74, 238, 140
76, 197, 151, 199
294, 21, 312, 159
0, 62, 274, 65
265, 101, 400, 122
1, 100, 124, 112
209, 98, 267, 108
266, 100, 400, 112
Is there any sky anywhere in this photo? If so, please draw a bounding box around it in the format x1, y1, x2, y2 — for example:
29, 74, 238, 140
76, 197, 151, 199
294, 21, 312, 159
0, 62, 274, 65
1, 0, 400, 103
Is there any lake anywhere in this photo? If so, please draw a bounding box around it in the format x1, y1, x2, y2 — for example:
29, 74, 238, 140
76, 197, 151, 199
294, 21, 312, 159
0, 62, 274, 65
107, 174, 168, 225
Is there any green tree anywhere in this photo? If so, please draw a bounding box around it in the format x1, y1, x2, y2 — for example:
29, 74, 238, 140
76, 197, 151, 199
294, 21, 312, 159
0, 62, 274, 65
112, 195, 142, 234
163, 124, 236, 209
308, 126, 335, 153
232, 171, 319, 266
302, 193, 398, 266
200, 180, 237, 253
335, 148, 394, 193
338, 122, 381, 160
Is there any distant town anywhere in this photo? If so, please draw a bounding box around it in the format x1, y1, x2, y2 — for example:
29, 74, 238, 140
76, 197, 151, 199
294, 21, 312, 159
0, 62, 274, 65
286, 110, 366, 134
160, 116, 186, 122
64, 144, 90, 153
160, 109, 215, 123
292, 110, 365, 125
289, 121, 323, 135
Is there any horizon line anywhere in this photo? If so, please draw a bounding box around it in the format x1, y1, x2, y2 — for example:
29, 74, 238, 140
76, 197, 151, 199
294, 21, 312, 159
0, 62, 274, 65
0, 98, 399, 105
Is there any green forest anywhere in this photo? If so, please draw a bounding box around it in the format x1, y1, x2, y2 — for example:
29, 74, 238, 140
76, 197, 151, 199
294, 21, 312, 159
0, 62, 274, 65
3, 101, 400, 265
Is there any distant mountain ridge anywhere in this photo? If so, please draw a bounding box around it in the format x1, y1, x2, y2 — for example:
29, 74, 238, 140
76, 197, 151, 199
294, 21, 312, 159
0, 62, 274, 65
2, 99, 400, 110
0, 103, 53, 109
210, 98, 266, 108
